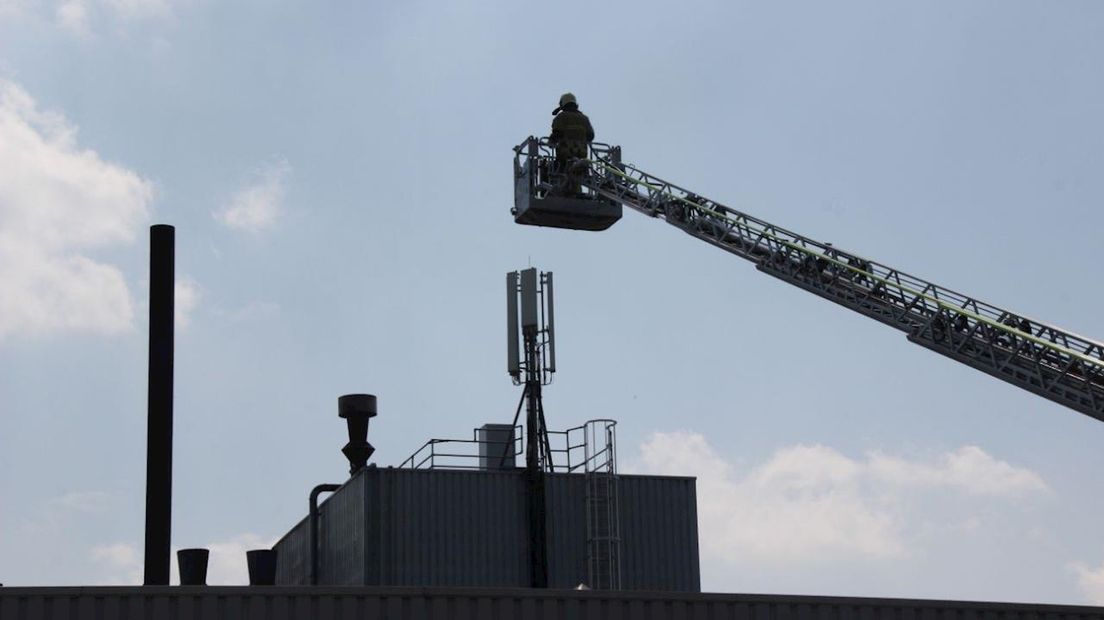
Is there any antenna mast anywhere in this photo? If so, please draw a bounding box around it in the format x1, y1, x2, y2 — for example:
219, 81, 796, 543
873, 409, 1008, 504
506, 267, 556, 588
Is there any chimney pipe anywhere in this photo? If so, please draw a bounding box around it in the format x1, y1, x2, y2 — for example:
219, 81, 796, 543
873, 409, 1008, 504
144, 224, 175, 586
177, 548, 208, 585
338, 394, 376, 475
246, 549, 277, 585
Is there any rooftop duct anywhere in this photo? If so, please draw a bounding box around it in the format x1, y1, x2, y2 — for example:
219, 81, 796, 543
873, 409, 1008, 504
338, 394, 376, 475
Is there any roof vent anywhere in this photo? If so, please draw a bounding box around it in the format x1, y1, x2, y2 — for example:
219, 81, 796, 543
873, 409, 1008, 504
338, 394, 376, 475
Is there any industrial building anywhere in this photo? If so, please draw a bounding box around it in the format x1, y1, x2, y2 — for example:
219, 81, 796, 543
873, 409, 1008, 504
269, 388, 698, 590
272, 464, 700, 590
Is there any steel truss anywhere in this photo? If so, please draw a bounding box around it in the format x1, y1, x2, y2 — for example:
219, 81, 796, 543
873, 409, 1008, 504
514, 137, 1104, 421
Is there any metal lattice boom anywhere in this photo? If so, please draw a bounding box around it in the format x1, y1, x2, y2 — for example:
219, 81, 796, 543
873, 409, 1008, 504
514, 137, 1104, 421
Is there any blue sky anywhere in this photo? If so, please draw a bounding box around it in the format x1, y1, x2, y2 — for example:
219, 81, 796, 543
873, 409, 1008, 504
1, 0, 1103, 603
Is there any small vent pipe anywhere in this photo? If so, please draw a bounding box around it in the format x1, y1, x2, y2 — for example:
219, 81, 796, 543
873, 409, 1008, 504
309, 483, 341, 586
247, 549, 277, 586
176, 548, 208, 585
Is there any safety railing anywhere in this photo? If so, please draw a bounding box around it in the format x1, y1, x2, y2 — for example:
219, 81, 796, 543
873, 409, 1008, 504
400, 425, 523, 471
401, 419, 619, 473
545, 419, 617, 474
514, 136, 616, 200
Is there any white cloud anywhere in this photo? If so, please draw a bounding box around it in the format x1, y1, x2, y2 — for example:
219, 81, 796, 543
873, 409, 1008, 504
175, 277, 200, 329
1071, 561, 1104, 605
214, 159, 290, 234
0, 78, 152, 342
868, 445, 1047, 496
628, 432, 1047, 564
88, 533, 276, 586
204, 533, 276, 585
55, 0, 90, 35
90, 543, 142, 585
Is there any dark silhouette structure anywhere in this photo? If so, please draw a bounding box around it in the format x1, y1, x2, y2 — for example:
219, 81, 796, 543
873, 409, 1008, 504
144, 224, 175, 586
176, 549, 208, 586
338, 394, 376, 475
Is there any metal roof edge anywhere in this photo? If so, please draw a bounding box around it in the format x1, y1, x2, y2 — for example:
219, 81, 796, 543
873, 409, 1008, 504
0, 586, 1099, 612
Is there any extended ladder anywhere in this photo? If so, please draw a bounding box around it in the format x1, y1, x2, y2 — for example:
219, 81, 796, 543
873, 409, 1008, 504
513, 137, 1104, 421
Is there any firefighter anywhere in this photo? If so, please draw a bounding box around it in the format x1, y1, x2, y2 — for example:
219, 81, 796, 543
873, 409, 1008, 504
550, 92, 595, 194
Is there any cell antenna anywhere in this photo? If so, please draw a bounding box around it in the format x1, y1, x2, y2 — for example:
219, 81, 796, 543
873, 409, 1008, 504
506, 268, 555, 385
505, 267, 556, 588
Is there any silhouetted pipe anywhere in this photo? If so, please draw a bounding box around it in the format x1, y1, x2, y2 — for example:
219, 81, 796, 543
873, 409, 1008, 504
176, 548, 208, 585
247, 549, 277, 585
144, 224, 175, 586
309, 483, 341, 586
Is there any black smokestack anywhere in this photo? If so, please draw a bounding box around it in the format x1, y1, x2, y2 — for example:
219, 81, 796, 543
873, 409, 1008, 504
144, 224, 175, 586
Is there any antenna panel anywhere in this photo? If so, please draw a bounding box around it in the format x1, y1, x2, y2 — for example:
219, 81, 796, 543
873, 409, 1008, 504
545, 272, 556, 373
520, 267, 538, 328
507, 272, 520, 376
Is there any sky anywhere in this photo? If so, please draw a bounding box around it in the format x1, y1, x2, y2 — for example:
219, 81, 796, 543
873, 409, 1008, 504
1, 0, 1103, 604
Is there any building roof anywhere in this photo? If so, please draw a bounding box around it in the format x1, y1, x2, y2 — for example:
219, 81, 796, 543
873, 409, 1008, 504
2, 586, 1102, 620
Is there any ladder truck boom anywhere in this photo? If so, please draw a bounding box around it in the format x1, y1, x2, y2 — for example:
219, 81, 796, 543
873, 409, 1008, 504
512, 136, 1104, 421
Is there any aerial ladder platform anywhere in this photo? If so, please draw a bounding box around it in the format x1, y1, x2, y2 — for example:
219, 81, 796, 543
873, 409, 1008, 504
512, 136, 1104, 421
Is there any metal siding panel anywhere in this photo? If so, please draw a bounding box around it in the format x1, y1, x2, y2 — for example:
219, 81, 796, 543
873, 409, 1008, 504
622, 475, 653, 589
271, 595, 290, 620
688, 480, 702, 590
273, 517, 309, 585
4, 590, 1104, 620
618, 475, 700, 591
920, 606, 939, 620
275, 469, 699, 590
547, 473, 588, 589
318, 472, 366, 585
274, 473, 366, 586
367, 469, 530, 587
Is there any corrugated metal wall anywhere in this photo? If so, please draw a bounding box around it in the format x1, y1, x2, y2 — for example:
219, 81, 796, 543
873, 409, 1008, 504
619, 475, 700, 590
3, 587, 1101, 620
320, 474, 366, 585
546, 474, 587, 588
274, 468, 699, 591
544, 474, 701, 590
273, 515, 308, 585
273, 475, 366, 586
371, 468, 529, 587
